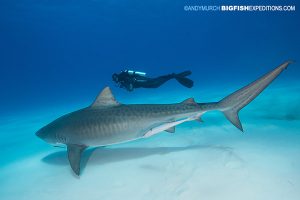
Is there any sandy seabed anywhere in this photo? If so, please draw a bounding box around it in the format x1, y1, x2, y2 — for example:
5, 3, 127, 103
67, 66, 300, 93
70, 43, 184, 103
1, 85, 300, 200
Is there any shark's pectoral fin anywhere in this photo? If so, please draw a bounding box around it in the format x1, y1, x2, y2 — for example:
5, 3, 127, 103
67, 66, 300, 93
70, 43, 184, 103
165, 126, 175, 133
67, 144, 87, 176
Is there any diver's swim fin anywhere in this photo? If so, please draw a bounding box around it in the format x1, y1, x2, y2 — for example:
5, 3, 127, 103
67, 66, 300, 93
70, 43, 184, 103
176, 70, 192, 77
176, 77, 194, 88
174, 71, 194, 88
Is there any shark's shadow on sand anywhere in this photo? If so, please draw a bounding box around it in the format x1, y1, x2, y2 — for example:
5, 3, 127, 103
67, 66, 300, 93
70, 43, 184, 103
42, 145, 242, 175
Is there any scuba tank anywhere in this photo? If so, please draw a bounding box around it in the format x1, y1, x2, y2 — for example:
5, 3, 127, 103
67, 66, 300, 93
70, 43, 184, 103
124, 70, 146, 77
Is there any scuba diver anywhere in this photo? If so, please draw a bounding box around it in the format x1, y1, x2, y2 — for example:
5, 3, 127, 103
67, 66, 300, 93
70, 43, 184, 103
112, 69, 194, 91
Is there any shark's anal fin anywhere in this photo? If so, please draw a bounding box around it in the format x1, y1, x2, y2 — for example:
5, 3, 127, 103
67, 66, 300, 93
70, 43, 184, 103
195, 118, 204, 123
67, 144, 87, 176
165, 126, 175, 133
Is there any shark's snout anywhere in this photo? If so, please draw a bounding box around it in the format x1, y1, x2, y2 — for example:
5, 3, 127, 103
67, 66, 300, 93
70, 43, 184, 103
35, 128, 45, 140
35, 127, 50, 143
35, 123, 62, 145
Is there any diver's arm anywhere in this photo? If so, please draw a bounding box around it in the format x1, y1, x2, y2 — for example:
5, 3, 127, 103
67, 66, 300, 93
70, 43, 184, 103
122, 77, 134, 91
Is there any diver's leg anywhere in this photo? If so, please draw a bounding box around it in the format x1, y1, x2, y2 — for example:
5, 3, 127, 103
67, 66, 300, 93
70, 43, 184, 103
140, 74, 174, 88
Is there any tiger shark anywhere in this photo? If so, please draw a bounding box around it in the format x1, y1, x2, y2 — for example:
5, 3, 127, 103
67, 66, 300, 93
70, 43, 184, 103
36, 61, 291, 176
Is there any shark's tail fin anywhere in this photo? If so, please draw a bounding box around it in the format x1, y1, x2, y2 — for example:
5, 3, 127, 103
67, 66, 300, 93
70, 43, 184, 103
216, 61, 292, 132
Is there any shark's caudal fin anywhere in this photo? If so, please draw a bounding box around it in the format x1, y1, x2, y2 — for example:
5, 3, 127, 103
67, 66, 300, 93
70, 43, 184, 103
216, 61, 292, 132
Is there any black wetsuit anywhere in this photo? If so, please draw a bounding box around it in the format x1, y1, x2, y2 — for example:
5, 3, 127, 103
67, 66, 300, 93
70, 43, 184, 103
113, 70, 193, 91
134, 74, 175, 88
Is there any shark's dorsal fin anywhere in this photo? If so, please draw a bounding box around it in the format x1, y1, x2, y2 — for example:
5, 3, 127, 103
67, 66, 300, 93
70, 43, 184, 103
91, 87, 120, 107
67, 144, 87, 176
181, 98, 196, 104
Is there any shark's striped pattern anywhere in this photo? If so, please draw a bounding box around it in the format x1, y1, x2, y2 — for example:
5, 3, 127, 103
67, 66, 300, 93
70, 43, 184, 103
36, 61, 291, 176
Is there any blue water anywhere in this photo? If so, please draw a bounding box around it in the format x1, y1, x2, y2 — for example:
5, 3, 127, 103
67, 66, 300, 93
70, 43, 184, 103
0, 1, 300, 200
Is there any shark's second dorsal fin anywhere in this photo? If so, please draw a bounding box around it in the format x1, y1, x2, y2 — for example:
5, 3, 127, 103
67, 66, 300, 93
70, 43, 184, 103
91, 87, 120, 107
181, 98, 197, 104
